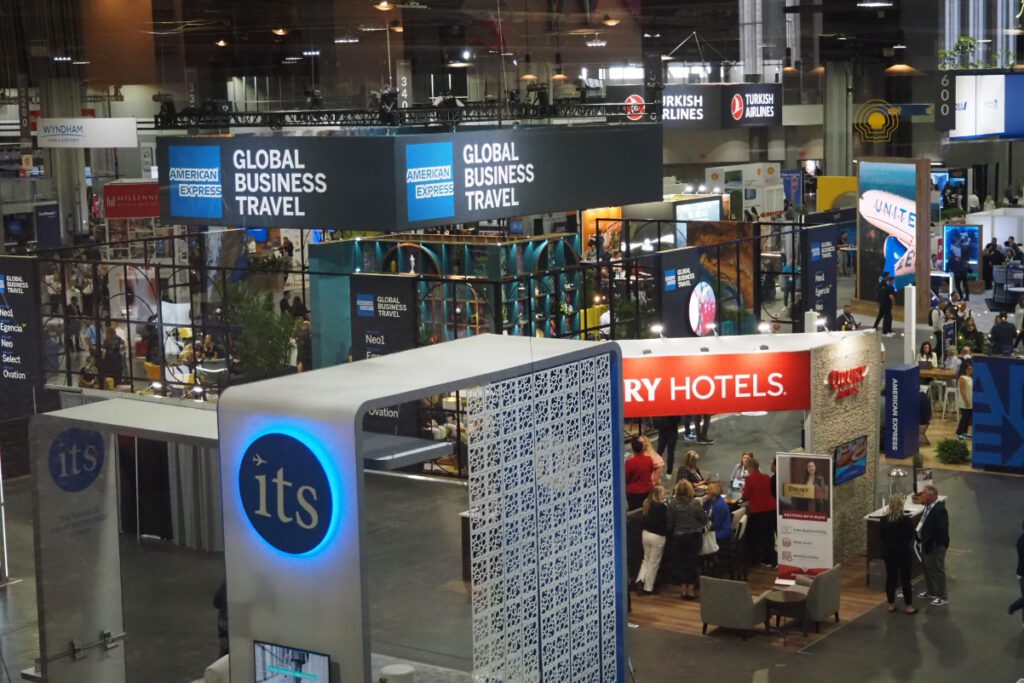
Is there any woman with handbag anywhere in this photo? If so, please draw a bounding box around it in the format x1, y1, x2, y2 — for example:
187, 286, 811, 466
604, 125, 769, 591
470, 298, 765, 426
668, 480, 707, 600
703, 483, 733, 564
634, 485, 668, 595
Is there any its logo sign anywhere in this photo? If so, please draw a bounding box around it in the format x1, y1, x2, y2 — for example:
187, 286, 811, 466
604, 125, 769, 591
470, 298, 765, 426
239, 433, 334, 556
48, 428, 104, 492
828, 365, 867, 399
730, 94, 744, 121
624, 94, 646, 121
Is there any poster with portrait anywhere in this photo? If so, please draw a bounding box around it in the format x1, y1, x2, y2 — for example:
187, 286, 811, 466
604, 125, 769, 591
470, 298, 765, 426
776, 452, 834, 579
685, 221, 761, 334
856, 159, 930, 311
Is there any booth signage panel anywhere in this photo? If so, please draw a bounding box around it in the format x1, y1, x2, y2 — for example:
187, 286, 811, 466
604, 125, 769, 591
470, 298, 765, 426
607, 84, 780, 128
781, 169, 803, 208
801, 223, 839, 329
776, 452, 834, 579
971, 357, 1024, 470
883, 365, 920, 459
395, 125, 663, 229
659, 247, 703, 337
31, 419, 125, 682
158, 126, 662, 231
722, 83, 782, 127
103, 182, 160, 219
33, 204, 61, 249
36, 117, 138, 149
622, 351, 811, 418
0, 256, 42, 420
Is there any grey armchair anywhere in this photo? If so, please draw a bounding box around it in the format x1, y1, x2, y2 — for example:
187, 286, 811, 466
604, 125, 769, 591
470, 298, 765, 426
700, 576, 768, 640
786, 564, 841, 633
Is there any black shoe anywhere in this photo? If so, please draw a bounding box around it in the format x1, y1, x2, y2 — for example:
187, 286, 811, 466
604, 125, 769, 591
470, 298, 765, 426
698, 438, 715, 445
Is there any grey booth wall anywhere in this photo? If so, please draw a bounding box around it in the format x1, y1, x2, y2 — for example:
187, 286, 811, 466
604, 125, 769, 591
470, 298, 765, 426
807, 332, 882, 564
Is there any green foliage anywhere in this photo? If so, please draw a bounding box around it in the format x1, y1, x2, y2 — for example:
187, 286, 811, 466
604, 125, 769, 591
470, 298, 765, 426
248, 253, 291, 273
612, 293, 658, 340
935, 438, 970, 465
939, 36, 1017, 70
940, 207, 965, 221
225, 286, 295, 375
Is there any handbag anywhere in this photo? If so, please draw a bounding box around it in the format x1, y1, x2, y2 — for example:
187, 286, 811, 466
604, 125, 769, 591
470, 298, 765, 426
699, 524, 719, 556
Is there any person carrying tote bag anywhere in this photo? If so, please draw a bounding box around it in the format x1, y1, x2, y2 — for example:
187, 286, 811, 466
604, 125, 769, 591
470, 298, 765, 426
668, 480, 706, 600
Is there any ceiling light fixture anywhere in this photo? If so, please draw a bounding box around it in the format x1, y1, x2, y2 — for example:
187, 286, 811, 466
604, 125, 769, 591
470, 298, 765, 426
389, 20, 404, 32
272, 28, 288, 36
856, 1, 893, 6
601, 14, 620, 27
72, 60, 90, 65
374, 0, 395, 9
520, 0, 536, 80
585, 34, 607, 47
52, 56, 72, 62
214, 39, 228, 47
334, 36, 360, 44
303, 49, 320, 56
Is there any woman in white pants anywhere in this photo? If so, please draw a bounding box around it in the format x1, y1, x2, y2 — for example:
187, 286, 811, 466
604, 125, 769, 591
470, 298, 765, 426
635, 485, 668, 594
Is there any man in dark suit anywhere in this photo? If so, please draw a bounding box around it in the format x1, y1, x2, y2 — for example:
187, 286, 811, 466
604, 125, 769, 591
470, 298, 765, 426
990, 312, 1017, 356
916, 485, 950, 606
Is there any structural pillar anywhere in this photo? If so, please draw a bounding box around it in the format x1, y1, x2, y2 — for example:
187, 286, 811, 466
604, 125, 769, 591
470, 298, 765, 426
37, 77, 89, 241
823, 61, 853, 177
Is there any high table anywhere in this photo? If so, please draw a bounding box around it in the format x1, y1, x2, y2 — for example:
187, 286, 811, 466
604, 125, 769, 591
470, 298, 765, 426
920, 367, 956, 382
864, 495, 948, 585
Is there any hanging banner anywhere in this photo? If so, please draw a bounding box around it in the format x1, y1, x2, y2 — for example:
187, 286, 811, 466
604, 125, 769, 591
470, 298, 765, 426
781, 169, 803, 209
884, 365, 920, 459
103, 181, 160, 219
971, 357, 1024, 472
607, 83, 781, 129
36, 117, 138, 149
349, 275, 419, 435
16, 74, 32, 156
776, 452, 834, 579
33, 204, 61, 249
659, 247, 704, 337
622, 351, 811, 418
0, 256, 43, 420
801, 223, 839, 330
157, 125, 663, 231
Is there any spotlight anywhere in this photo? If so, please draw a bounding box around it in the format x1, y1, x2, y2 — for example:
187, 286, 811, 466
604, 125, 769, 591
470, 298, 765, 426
272, 28, 289, 36
374, 0, 395, 9
758, 322, 771, 333
601, 14, 621, 27
214, 39, 228, 47
462, 49, 471, 60
650, 323, 665, 337
389, 20, 404, 32
303, 49, 321, 57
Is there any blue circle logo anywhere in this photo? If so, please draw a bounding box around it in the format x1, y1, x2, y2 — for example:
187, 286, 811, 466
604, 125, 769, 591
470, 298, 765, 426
48, 428, 105, 493
238, 433, 334, 556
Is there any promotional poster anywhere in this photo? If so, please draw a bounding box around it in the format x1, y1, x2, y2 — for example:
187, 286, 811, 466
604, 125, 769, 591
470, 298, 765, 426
971, 357, 1024, 471
685, 221, 761, 334
857, 159, 930, 312
659, 247, 704, 337
776, 452, 834, 578
884, 365, 920, 459
0, 256, 43, 420
801, 223, 840, 330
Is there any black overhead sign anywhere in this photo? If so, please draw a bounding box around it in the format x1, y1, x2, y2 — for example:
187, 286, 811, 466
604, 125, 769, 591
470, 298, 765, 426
156, 124, 663, 231
607, 83, 782, 129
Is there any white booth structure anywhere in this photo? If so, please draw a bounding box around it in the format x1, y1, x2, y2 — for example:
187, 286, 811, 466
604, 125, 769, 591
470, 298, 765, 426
962, 208, 1024, 246
30, 335, 627, 683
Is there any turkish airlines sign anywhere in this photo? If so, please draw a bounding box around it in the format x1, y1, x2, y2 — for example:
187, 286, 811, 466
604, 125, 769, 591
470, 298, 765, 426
622, 352, 811, 418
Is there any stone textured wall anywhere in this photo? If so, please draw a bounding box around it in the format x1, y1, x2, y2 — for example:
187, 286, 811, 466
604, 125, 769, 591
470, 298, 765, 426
809, 332, 882, 565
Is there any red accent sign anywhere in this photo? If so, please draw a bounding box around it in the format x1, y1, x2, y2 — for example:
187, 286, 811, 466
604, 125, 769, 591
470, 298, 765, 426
624, 94, 646, 121
730, 93, 744, 121
622, 352, 812, 418
828, 365, 867, 399
103, 182, 160, 219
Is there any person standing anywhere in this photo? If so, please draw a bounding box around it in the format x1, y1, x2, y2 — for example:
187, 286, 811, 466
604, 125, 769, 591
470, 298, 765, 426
703, 482, 733, 573
916, 485, 950, 607
873, 273, 895, 336
955, 362, 974, 441
634, 486, 668, 595
638, 435, 665, 484
954, 257, 971, 301
1008, 520, 1024, 625
667, 480, 706, 600
880, 494, 918, 615
653, 415, 681, 474
625, 437, 654, 510
99, 325, 125, 389
742, 457, 776, 567
990, 312, 1017, 357
692, 414, 713, 444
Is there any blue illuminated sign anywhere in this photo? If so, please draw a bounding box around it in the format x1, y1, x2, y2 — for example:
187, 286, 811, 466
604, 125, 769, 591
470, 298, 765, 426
48, 428, 104, 493
168, 145, 223, 219
664, 269, 678, 292
405, 142, 455, 222
355, 294, 375, 317
238, 433, 334, 556
0, 274, 5, 294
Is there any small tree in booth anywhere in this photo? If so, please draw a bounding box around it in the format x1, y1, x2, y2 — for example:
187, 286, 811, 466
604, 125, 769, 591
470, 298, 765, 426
225, 285, 295, 378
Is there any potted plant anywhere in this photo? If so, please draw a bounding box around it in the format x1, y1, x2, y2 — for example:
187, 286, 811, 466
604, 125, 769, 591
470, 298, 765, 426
935, 438, 970, 465
224, 285, 296, 383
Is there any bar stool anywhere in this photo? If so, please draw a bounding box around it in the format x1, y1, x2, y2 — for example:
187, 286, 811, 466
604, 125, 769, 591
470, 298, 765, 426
941, 383, 959, 420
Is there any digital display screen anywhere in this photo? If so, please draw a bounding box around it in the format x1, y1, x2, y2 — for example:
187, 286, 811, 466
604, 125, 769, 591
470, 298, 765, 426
254, 641, 330, 682
247, 228, 269, 243
673, 198, 721, 246
834, 435, 867, 485
943, 224, 980, 281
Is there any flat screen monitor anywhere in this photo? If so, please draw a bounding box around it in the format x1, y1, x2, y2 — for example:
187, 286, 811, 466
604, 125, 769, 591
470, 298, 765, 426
253, 640, 330, 682
247, 228, 269, 243
834, 435, 868, 485
943, 224, 980, 281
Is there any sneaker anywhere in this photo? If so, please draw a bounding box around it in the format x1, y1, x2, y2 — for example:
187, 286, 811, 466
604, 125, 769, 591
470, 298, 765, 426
698, 438, 715, 445
916, 591, 933, 599
930, 597, 948, 607
957, 434, 967, 441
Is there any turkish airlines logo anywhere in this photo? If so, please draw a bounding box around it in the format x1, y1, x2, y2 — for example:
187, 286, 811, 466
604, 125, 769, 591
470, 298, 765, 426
731, 94, 745, 121
625, 94, 646, 121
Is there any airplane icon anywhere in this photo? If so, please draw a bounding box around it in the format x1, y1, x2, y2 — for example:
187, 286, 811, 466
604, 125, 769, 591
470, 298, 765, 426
252, 454, 266, 467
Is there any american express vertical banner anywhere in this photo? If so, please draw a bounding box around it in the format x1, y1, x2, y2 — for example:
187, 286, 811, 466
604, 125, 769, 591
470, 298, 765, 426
884, 365, 920, 459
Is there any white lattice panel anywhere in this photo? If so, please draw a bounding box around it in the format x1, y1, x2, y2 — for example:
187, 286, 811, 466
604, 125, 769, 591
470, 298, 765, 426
467, 354, 621, 682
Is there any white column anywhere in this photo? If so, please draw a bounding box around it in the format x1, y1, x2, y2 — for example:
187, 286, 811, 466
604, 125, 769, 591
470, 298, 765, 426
903, 284, 917, 364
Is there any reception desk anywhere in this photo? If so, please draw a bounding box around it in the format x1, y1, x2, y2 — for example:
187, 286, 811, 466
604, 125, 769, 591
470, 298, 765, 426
864, 495, 947, 584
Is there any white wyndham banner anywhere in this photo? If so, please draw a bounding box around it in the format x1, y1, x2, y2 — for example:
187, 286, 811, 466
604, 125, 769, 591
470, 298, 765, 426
36, 118, 138, 149
776, 452, 834, 578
